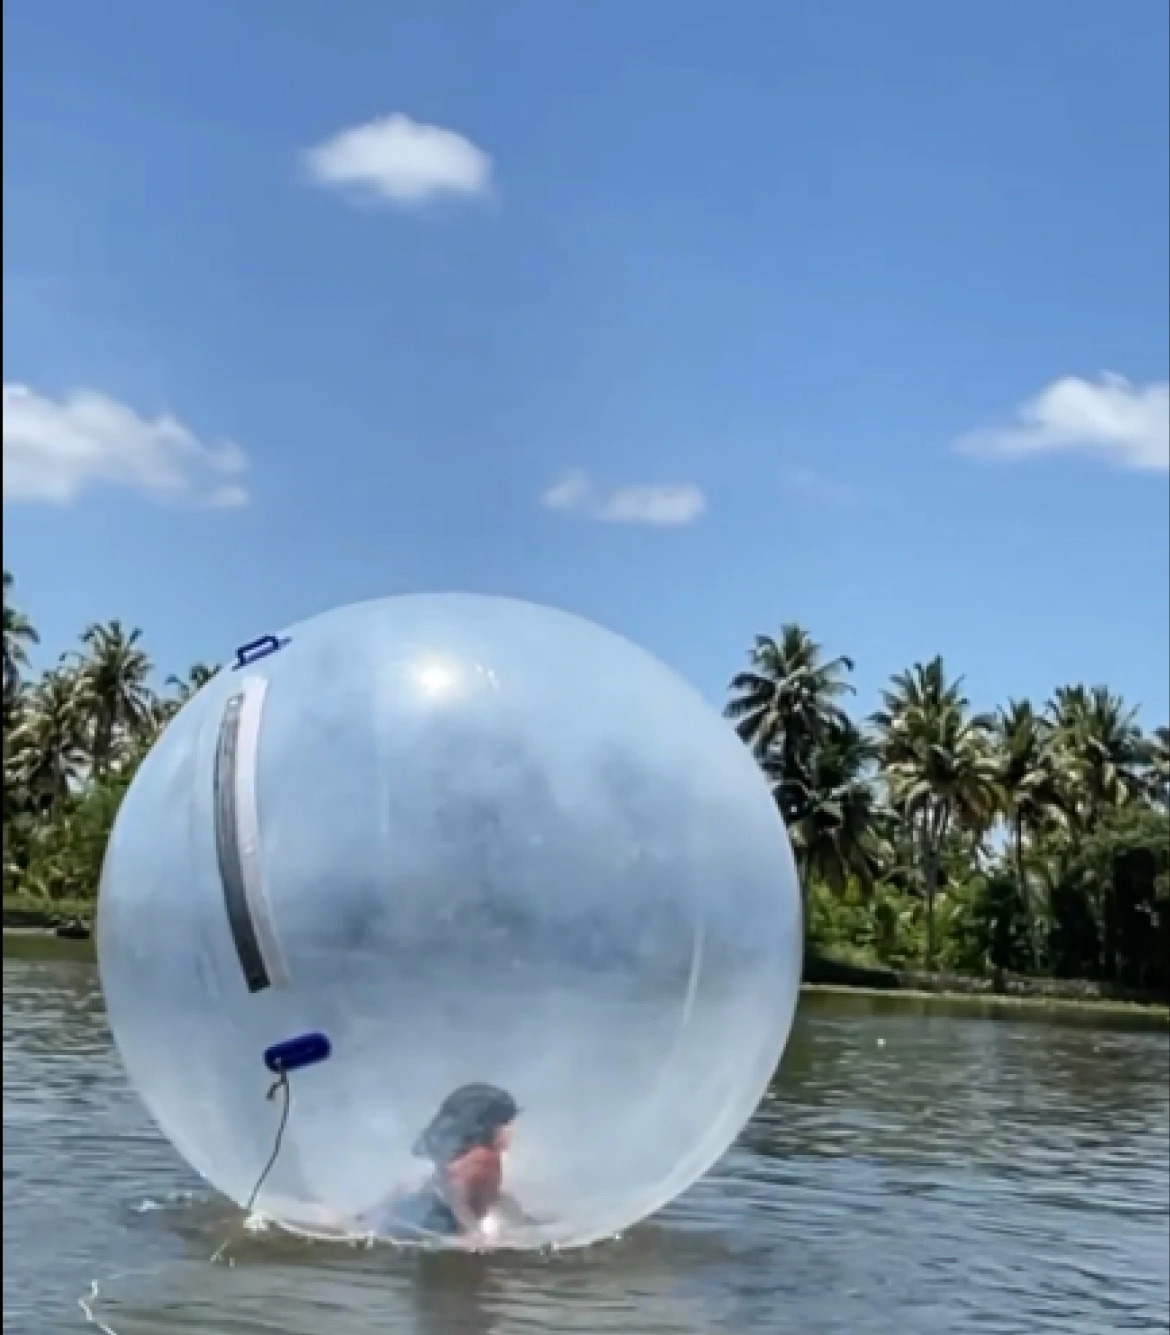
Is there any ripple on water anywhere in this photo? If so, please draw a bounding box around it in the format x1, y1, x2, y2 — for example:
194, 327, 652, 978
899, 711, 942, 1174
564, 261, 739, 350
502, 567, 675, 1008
3, 957, 1168, 1335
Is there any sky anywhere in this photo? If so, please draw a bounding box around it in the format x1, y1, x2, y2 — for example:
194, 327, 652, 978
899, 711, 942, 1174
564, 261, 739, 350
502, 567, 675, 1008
4, 0, 1169, 723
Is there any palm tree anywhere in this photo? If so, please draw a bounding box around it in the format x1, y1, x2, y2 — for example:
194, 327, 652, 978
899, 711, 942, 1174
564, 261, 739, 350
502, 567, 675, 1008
1046, 685, 1148, 833
70, 620, 155, 775
7, 667, 87, 809
155, 661, 221, 728
725, 624, 855, 823
773, 718, 886, 895
1147, 725, 1170, 810
874, 657, 998, 967
3, 570, 39, 695
2, 680, 30, 832
166, 661, 220, 702
994, 699, 1067, 965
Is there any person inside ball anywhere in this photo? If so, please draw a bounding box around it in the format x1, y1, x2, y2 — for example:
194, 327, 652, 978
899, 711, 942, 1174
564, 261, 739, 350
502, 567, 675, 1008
364, 1082, 528, 1244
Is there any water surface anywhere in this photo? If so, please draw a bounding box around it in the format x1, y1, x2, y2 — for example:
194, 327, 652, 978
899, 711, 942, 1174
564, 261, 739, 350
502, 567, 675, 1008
4, 948, 1167, 1334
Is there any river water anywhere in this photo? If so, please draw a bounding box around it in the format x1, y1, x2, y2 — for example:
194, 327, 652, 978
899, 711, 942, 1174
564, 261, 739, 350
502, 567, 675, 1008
4, 944, 1168, 1335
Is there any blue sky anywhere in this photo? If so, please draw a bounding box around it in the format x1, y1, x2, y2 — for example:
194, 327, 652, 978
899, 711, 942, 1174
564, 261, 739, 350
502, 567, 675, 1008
4, 0, 1168, 723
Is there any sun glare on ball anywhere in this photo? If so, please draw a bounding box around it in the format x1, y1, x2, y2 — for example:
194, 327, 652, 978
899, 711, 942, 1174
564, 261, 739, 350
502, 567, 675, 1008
412, 658, 462, 700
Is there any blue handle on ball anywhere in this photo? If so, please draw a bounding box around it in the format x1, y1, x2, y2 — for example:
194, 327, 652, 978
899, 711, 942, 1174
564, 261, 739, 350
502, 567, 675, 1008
233, 635, 290, 670
264, 1032, 332, 1074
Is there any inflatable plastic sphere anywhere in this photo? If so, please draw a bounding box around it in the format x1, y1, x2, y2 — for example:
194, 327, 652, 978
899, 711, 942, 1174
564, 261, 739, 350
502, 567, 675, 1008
97, 594, 802, 1250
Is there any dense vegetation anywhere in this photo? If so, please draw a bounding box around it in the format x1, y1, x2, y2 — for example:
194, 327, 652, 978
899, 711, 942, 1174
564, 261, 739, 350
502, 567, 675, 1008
725, 626, 1169, 994
4, 572, 1168, 994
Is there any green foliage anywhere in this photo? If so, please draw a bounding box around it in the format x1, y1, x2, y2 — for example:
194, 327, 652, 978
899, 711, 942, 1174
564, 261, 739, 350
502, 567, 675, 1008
1045, 806, 1170, 989
3, 570, 219, 907
963, 870, 1033, 975
725, 619, 1169, 995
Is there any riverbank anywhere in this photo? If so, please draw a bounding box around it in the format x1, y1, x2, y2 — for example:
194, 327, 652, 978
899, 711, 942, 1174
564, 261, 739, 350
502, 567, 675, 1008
3, 898, 94, 936
5, 897, 1166, 1017
803, 946, 1169, 1014
800, 981, 1170, 1023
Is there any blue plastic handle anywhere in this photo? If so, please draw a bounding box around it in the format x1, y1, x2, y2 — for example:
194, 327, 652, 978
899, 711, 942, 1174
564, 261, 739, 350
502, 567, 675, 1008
264, 1031, 332, 1075
233, 635, 289, 670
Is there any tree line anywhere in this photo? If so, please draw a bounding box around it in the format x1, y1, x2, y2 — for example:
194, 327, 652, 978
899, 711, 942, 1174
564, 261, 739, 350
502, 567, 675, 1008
3, 571, 218, 914
4, 572, 1168, 992
724, 625, 1169, 992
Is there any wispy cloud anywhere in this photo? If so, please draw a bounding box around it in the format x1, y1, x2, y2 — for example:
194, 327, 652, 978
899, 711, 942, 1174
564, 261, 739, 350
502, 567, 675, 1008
304, 114, 493, 207
955, 373, 1169, 472
780, 465, 863, 507
542, 469, 706, 526
2, 384, 249, 508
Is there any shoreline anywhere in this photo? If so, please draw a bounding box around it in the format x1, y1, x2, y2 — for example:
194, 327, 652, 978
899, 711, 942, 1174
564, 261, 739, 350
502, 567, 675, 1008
800, 948, 1169, 1012
800, 981, 1169, 1020
5, 910, 1166, 1019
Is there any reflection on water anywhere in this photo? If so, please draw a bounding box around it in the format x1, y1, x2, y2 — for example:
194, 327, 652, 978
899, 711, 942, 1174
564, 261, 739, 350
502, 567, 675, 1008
3, 948, 1168, 1334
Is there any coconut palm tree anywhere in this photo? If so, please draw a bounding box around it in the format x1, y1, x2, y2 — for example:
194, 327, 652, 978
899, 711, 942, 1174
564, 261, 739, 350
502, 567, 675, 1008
874, 657, 999, 967
1046, 685, 1148, 833
772, 717, 886, 896
70, 620, 155, 775
1144, 725, 1170, 811
166, 661, 220, 702
2, 680, 30, 834
7, 667, 87, 809
994, 699, 1067, 964
3, 570, 39, 695
725, 624, 855, 823
154, 661, 221, 728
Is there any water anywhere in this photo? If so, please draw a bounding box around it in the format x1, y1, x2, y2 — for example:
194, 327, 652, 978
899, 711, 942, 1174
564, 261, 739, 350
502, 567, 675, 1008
4, 945, 1168, 1335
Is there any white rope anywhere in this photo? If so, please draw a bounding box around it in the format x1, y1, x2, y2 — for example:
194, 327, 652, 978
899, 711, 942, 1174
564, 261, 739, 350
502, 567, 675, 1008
78, 1280, 120, 1335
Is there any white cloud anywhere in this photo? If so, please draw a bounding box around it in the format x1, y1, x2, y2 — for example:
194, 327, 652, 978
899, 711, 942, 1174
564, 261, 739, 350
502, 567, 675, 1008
304, 114, 493, 206
542, 469, 592, 513
2, 384, 249, 508
780, 465, 862, 506
955, 373, 1169, 472
542, 469, 706, 526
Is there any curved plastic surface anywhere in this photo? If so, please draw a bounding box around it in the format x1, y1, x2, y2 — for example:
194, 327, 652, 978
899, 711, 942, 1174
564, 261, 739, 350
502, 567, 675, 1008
97, 595, 802, 1249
